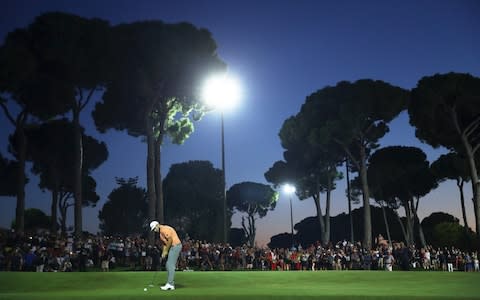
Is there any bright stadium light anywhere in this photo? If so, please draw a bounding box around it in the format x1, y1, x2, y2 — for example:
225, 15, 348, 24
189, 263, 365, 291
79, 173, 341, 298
201, 74, 241, 112
283, 184, 296, 248
283, 184, 296, 195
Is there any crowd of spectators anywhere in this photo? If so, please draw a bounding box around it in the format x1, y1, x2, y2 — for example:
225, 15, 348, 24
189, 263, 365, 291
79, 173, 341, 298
1, 230, 478, 273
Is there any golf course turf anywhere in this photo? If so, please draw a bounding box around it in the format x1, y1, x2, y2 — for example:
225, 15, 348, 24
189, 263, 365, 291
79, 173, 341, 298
0, 271, 479, 300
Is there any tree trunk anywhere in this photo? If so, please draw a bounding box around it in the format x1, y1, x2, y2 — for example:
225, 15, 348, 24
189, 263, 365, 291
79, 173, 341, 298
73, 107, 83, 238
249, 214, 256, 247
413, 197, 426, 248
51, 180, 59, 234
417, 220, 426, 248
359, 145, 372, 249
346, 159, 354, 243
464, 147, 480, 239
15, 122, 27, 236
241, 216, 253, 247
59, 192, 69, 235
380, 203, 392, 247
146, 118, 157, 245
323, 169, 332, 245
313, 188, 325, 245
404, 199, 414, 246
451, 108, 480, 242
154, 139, 164, 223
396, 210, 408, 244
456, 178, 470, 230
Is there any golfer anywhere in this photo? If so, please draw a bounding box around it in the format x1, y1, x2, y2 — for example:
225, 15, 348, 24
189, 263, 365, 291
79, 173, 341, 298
150, 221, 182, 291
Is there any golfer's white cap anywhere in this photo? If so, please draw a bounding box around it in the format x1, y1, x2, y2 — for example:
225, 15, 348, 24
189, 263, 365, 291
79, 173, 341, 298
150, 221, 159, 231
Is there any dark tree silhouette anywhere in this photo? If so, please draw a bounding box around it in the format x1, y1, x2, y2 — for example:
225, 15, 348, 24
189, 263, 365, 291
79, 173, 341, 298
368, 146, 437, 247
98, 177, 147, 235
92, 21, 225, 244
0, 23, 74, 234
11, 208, 51, 232
227, 182, 278, 247
24, 12, 110, 237
268, 108, 345, 245
431, 152, 472, 230
409, 72, 480, 240
163, 160, 224, 241
274, 79, 408, 249
0, 152, 18, 197
20, 119, 107, 234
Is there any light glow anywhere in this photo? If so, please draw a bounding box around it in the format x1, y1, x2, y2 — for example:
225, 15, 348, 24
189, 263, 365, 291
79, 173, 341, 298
201, 74, 241, 111
283, 184, 296, 195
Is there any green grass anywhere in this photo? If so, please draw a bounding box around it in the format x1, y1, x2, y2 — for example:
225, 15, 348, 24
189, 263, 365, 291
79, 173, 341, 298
0, 271, 479, 300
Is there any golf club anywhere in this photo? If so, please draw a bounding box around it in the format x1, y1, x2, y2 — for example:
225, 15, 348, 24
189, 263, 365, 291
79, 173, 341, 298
148, 269, 158, 287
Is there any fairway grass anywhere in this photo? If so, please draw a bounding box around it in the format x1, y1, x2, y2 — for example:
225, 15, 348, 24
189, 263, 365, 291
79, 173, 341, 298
0, 271, 479, 300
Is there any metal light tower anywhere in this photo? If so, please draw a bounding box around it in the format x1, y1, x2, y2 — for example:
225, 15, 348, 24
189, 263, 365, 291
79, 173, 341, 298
202, 74, 241, 243
283, 184, 296, 248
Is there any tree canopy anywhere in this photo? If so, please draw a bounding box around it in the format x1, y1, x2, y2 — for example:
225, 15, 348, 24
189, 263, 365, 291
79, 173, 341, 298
227, 182, 278, 247
409, 72, 480, 240
368, 146, 437, 246
273, 79, 408, 249
92, 21, 226, 242
98, 177, 147, 235
431, 152, 472, 230
0, 12, 110, 236
11, 208, 51, 232
0, 152, 18, 197
163, 160, 224, 241
14, 119, 107, 233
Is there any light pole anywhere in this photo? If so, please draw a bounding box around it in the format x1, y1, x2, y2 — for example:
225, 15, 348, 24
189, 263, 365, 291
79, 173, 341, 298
202, 74, 241, 243
221, 112, 226, 243
283, 184, 296, 248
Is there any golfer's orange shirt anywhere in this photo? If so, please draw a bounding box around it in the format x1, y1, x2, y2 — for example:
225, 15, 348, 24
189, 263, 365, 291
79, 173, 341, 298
159, 225, 181, 246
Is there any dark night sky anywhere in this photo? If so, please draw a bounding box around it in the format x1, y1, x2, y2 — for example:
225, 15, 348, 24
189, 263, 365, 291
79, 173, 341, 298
1, 0, 479, 245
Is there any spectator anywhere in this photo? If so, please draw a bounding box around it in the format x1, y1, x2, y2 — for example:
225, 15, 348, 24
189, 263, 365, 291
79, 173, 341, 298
101, 252, 109, 272
384, 250, 395, 271
447, 252, 455, 272
473, 252, 479, 272
24, 249, 36, 272
36, 250, 47, 272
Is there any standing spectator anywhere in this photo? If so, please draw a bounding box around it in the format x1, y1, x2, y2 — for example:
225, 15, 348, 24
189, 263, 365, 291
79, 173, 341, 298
78, 248, 87, 272
473, 252, 479, 272
36, 250, 47, 272
439, 250, 447, 271
384, 250, 395, 271
362, 250, 372, 270
333, 252, 342, 271
101, 252, 110, 272
351, 249, 361, 270
301, 251, 309, 271
464, 253, 473, 272
400, 243, 411, 271
423, 248, 431, 270
109, 255, 116, 269
24, 249, 36, 272
447, 252, 454, 272
246, 250, 254, 270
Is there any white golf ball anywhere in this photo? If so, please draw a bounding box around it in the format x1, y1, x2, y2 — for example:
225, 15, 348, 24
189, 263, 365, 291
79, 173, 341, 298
144, 288, 148, 292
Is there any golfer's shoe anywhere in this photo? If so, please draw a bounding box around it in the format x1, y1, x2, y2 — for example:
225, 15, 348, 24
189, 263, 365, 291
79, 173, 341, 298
160, 283, 175, 291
